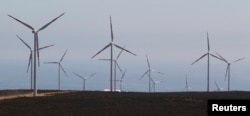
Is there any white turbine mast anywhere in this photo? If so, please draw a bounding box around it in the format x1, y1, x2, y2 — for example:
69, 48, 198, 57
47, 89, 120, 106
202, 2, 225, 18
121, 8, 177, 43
192, 32, 221, 92
139, 55, 163, 93
16, 35, 54, 90
215, 52, 244, 91
91, 16, 136, 92
45, 49, 68, 90
8, 12, 65, 96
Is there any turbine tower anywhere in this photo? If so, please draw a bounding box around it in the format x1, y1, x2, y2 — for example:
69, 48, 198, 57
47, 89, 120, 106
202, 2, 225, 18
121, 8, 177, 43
16, 35, 53, 90
8, 13, 65, 96
45, 50, 68, 90
91, 16, 136, 92
191, 32, 221, 92
183, 75, 191, 91
215, 52, 244, 91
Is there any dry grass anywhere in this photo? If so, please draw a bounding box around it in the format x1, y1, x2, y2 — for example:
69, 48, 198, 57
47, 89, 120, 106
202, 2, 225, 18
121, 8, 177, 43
0, 90, 250, 116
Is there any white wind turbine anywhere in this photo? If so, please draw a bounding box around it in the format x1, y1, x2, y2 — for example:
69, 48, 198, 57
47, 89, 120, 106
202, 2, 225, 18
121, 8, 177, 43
8, 13, 65, 96
183, 75, 191, 91
16, 35, 54, 90
98, 45, 125, 91
191, 32, 221, 92
45, 50, 68, 90
150, 78, 163, 93
214, 80, 223, 91
91, 16, 136, 92
115, 69, 127, 92
72, 72, 96, 91
139, 55, 163, 93
215, 52, 244, 91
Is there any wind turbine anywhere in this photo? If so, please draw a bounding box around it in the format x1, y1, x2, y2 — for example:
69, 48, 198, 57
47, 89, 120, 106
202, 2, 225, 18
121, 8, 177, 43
215, 52, 244, 91
183, 75, 191, 91
150, 78, 163, 92
214, 80, 223, 91
91, 16, 136, 92
191, 32, 221, 92
8, 12, 65, 96
72, 72, 96, 91
98, 45, 125, 91
115, 69, 127, 92
16, 35, 54, 90
45, 50, 68, 90
139, 55, 163, 93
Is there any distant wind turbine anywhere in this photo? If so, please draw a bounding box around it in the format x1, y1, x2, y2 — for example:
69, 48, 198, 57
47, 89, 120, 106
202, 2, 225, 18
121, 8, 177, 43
16, 35, 54, 90
150, 78, 163, 92
214, 80, 223, 91
215, 52, 244, 91
98, 45, 126, 91
8, 12, 65, 96
191, 32, 221, 92
72, 72, 96, 91
183, 75, 191, 91
139, 55, 163, 93
115, 69, 127, 92
45, 50, 68, 90
91, 16, 136, 92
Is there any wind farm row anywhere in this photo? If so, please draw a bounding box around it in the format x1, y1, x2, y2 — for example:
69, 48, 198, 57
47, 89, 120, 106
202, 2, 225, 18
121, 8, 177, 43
6, 13, 246, 96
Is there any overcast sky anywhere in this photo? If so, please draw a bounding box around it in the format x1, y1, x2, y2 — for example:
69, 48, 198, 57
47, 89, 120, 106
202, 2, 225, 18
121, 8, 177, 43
0, 0, 250, 91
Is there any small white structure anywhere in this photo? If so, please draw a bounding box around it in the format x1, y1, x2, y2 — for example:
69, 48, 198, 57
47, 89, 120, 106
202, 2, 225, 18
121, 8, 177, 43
104, 89, 121, 92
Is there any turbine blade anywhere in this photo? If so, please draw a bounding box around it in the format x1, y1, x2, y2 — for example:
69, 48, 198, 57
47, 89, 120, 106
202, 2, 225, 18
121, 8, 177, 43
191, 53, 207, 65
232, 57, 244, 64
110, 16, 114, 42
151, 69, 164, 74
150, 77, 155, 83
38, 44, 54, 50
38, 12, 65, 32
27, 53, 32, 73
210, 53, 224, 62
146, 55, 150, 69
121, 69, 127, 80
72, 72, 84, 79
91, 43, 111, 59
60, 49, 68, 62
113, 44, 136, 56
139, 70, 149, 80
98, 59, 111, 61
16, 35, 32, 50
207, 32, 210, 51
8, 14, 34, 30
37, 51, 40, 67
86, 73, 96, 80
215, 52, 228, 63
44, 62, 58, 64
155, 81, 162, 84
116, 45, 126, 60
214, 81, 219, 90
116, 62, 123, 74
36, 37, 40, 67
89, 73, 96, 78
60, 64, 68, 77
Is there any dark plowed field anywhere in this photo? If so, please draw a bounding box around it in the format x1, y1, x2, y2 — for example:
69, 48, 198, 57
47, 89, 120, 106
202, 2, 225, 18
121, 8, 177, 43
0, 90, 250, 116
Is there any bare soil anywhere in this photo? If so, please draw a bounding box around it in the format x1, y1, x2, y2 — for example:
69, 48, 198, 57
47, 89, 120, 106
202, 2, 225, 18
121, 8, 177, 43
0, 90, 249, 116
